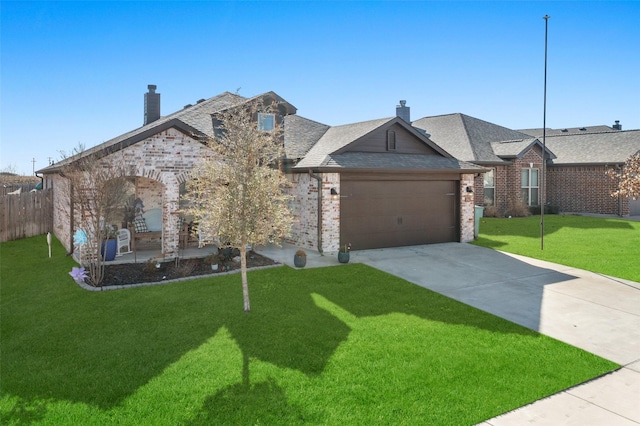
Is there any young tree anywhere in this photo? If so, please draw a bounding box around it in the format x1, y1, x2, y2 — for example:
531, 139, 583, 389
184, 100, 292, 312
607, 151, 640, 200
61, 150, 131, 285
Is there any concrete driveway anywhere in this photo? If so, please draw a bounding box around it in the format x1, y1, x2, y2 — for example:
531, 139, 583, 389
256, 242, 640, 425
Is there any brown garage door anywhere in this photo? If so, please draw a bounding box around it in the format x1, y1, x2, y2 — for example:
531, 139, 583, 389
340, 179, 458, 250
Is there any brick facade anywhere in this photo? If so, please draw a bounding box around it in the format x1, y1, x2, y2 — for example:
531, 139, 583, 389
472, 146, 633, 217
475, 147, 546, 217
286, 172, 340, 253
50, 173, 72, 252
547, 164, 628, 215
460, 173, 476, 242
49, 128, 213, 258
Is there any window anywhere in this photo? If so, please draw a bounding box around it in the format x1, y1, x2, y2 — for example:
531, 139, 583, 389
521, 168, 539, 206
483, 169, 495, 206
258, 113, 275, 131
386, 130, 396, 151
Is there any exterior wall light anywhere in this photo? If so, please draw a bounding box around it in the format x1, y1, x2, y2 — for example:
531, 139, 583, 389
331, 188, 339, 200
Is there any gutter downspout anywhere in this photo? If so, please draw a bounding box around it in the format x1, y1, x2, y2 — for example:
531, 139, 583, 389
309, 170, 324, 254
35, 171, 44, 190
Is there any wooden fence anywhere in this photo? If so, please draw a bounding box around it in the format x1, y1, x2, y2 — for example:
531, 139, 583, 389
0, 189, 53, 242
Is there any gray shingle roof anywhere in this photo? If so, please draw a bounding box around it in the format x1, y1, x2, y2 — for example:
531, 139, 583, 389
544, 130, 640, 164
491, 138, 557, 160
317, 152, 484, 172
40, 91, 246, 172
283, 115, 330, 159
294, 117, 396, 168
412, 113, 533, 163
518, 125, 617, 137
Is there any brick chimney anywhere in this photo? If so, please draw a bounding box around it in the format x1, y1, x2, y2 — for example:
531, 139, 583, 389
396, 100, 410, 123
612, 120, 622, 130
144, 84, 160, 125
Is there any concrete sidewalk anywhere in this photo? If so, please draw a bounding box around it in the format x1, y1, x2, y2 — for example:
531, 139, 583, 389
256, 242, 640, 425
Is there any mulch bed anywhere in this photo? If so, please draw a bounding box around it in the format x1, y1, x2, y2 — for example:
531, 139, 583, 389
100, 251, 278, 287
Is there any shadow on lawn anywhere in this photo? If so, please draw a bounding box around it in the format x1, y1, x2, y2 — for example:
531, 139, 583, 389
188, 378, 309, 425
3, 248, 548, 417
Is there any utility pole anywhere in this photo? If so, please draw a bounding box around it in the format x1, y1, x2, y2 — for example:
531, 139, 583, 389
32, 158, 36, 176
541, 15, 550, 250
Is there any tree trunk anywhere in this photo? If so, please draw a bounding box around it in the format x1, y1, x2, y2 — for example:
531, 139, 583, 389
240, 243, 250, 312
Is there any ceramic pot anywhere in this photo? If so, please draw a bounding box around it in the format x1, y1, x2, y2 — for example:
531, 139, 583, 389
101, 239, 117, 262
294, 255, 307, 268
338, 251, 350, 264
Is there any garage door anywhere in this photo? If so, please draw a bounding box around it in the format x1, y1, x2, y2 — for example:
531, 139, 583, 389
340, 179, 458, 250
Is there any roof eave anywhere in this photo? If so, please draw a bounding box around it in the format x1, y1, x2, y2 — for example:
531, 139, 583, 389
39, 119, 206, 174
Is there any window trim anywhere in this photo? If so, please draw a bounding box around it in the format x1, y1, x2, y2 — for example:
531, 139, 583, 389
258, 112, 275, 131
483, 168, 495, 206
521, 168, 539, 206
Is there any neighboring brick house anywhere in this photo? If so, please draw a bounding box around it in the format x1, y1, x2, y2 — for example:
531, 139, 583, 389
413, 114, 640, 218
38, 88, 483, 261
412, 113, 555, 216
542, 130, 640, 216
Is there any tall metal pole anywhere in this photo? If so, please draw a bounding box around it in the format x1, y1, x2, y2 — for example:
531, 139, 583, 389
541, 15, 549, 250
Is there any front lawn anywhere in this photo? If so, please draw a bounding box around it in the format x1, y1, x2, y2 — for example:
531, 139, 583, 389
1, 236, 618, 425
473, 215, 640, 283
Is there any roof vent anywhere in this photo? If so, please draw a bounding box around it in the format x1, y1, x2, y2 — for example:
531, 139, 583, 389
184, 104, 193, 109
396, 100, 410, 123
579, 127, 587, 131
613, 120, 622, 130
561, 129, 568, 132
197, 99, 206, 104
144, 84, 161, 125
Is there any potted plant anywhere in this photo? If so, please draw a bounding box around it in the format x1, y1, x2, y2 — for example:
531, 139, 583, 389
100, 224, 118, 262
338, 243, 351, 264
294, 249, 307, 268
204, 253, 220, 271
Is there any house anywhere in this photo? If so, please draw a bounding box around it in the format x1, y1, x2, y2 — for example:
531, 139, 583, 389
516, 123, 639, 216
413, 114, 640, 217
412, 113, 555, 216
543, 130, 640, 216
38, 88, 484, 260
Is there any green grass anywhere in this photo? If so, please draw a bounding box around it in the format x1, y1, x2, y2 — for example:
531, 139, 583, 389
1, 235, 618, 425
473, 215, 640, 283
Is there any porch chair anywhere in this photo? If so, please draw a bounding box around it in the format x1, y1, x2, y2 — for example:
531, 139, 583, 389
116, 228, 132, 256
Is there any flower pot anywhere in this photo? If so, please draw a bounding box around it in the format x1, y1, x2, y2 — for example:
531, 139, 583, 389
101, 239, 117, 262
338, 251, 350, 264
294, 255, 306, 268
211, 264, 219, 271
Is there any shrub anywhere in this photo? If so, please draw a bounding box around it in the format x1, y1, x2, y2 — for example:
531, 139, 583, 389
175, 260, 197, 278
203, 253, 220, 265
505, 202, 531, 218
483, 206, 499, 218
143, 258, 159, 274
295, 249, 306, 257
529, 204, 560, 215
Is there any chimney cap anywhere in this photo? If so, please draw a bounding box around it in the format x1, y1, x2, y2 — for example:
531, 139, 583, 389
148, 84, 157, 92
399, 100, 407, 107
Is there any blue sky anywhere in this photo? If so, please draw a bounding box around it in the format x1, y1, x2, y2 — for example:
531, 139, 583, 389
2, 1, 639, 174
